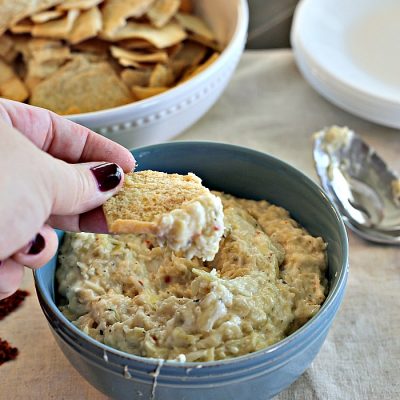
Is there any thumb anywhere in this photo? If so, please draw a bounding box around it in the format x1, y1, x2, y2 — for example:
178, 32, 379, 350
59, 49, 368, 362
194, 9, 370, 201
49, 160, 124, 216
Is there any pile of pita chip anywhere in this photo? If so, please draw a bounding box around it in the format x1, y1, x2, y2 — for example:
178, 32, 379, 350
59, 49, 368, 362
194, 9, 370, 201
0, 0, 222, 114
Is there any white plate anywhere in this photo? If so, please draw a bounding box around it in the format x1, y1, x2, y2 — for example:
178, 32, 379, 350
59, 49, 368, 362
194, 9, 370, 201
291, 0, 400, 128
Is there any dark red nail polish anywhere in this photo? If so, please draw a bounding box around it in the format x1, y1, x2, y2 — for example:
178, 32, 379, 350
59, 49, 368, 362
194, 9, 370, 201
91, 163, 122, 192
28, 234, 45, 255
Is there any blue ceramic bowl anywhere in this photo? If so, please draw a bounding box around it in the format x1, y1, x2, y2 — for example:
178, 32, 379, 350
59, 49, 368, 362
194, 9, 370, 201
34, 142, 348, 400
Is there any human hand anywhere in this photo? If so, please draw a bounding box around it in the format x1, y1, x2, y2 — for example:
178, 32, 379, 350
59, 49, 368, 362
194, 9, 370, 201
0, 100, 135, 299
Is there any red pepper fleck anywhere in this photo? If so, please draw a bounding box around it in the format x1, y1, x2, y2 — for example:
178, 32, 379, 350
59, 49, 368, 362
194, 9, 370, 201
0, 290, 29, 366
213, 226, 220, 231
0, 338, 18, 366
0, 290, 29, 320
144, 240, 154, 250
164, 275, 171, 284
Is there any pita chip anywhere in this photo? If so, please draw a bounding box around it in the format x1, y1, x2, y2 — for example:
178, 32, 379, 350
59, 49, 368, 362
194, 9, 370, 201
15, 38, 67, 65
0, 0, 63, 35
0, 60, 29, 102
102, 0, 155, 35
31, 10, 64, 24
131, 85, 168, 100
0, 35, 18, 64
30, 44, 71, 63
10, 19, 34, 34
104, 21, 187, 49
131, 86, 169, 100
111, 46, 168, 63
120, 68, 152, 87
180, 51, 219, 82
68, 6, 102, 44
166, 42, 183, 58
149, 63, 174, 87
30, 58, 133, 114
117, 38, 155, 50
169, 59, 185, 80
175, 12, 215, 41
71, 51, 108, 63
173, 41, 206, 67
117, 58, 144, 68
23, 41, 71, 89
26, 59, 62, 82
188, 32, 222, 52
26, 46, 71, 78
147, 0, 180, 28
103, 171, 209, 235
32, 9, 80, 39
23, 38, 65, 56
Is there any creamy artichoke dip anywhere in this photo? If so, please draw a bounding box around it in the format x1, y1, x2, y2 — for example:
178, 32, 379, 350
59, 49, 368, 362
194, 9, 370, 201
57, 193, 328, 362
156, 192, 224, 261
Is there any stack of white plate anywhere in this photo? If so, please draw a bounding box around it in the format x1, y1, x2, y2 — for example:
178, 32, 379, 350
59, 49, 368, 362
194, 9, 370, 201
291, 0, 400, 129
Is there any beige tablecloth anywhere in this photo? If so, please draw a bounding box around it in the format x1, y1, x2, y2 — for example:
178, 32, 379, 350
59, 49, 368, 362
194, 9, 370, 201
1, 50, 399, 399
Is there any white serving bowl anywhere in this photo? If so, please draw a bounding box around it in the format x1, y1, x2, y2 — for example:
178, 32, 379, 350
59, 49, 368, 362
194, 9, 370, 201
66, 0, 248, 149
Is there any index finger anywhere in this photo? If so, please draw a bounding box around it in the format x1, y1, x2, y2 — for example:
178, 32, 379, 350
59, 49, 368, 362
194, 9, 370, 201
0, 99, 135, 172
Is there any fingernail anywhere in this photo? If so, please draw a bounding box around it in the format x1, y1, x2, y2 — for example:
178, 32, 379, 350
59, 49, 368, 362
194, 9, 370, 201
91, 163, 122, 192
28, 234, 45, 255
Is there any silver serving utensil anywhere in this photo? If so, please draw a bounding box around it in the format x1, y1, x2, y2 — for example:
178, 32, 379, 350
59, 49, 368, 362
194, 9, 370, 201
313, 126, 400, 244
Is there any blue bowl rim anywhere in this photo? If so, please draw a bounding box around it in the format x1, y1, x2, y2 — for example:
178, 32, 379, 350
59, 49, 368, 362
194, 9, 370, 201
34, 141, 349, 368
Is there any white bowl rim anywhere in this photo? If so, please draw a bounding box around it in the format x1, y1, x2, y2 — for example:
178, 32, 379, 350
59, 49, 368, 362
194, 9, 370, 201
34, 141, 349, 369
66, 0, 249, 122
